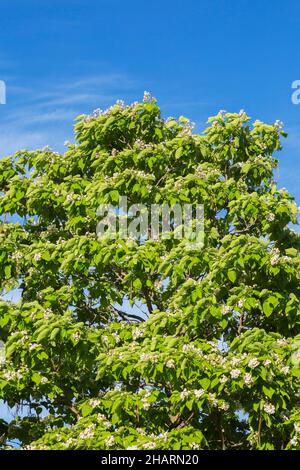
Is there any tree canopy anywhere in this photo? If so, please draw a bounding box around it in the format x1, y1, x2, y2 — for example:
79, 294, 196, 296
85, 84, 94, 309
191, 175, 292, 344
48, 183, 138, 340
0, 94, 299, 450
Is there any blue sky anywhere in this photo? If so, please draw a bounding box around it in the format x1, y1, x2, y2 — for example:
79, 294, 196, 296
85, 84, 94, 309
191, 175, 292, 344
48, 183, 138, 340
0, 0, 299, 205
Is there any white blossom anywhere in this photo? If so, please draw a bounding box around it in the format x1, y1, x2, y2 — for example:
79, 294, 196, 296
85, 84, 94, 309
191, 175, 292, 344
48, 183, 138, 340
276, 338, 287, 347
194, 389, 205, 398
142, 441, 156, 449
105, 436, 115, 447
219, 402, 229, 411
4, 371, 18, 380
189, 442, 200, 449
132, 328, 143, 340
289, 436, 298, 447
165, 359, 175, 368
221, 305, 231, 315
116, 99, 125, 108
274, 120, 284, 130
266, 212, 275, 222
180, 389, 190, 400
73, 331, 81, 342
92, 108, 103, 117
248, 358, 260, 369
64, 438, 76, 447
231, 357, 240, 366
219, 375, 228, 383
66, 193, 75, 202
263, 403, 275, 415
143, 91, 154, 102
89, 398, 101, 407
270, 247, 280, 265
244, 373, 253, 387
79, 424, 95, 439
230, 369, 241, 379
281, 366, 290, 375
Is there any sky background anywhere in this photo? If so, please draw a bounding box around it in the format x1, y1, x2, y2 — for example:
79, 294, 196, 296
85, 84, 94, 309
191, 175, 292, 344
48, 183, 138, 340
0, 0, 300, 425
0, 0, 300, 205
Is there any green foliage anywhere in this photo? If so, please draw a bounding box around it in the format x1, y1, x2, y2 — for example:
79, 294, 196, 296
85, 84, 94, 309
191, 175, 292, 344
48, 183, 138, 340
0, 96, 299, 450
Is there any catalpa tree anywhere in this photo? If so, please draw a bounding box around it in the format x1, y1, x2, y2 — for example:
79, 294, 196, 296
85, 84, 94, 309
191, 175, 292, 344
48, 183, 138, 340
0, 94, 299, 450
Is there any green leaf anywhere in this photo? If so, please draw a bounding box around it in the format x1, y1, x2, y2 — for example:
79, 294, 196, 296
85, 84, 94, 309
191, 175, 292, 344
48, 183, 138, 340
227, 269, 237, 283
199, 378, 210, 390
4, 265, 11, 279
81, 403, 93, 417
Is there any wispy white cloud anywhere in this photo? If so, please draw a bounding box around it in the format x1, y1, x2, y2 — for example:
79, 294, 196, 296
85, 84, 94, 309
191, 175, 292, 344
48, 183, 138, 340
0, 72, 137, 155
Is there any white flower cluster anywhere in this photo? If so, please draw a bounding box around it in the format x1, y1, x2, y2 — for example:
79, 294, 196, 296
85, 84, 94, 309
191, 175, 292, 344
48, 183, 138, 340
294, 423, 300, 433
116, 99, 125, 109
289, 436, 298, 447
143, 91, 155, 103
142, 441, 157, 449
221, 305, 231, 315
194, 389, 205, 399
96, 413, 111, 428
34, 252, 42, 261
219, 375, 228, 384
189, 442, 201, 449
140, 352, 158, 362
63, 437, 76, 448
230, 369, 241, 379
12, 251, 23, 262
66, 193, 77, 202
266, 212, 275, 222
248, 358, 260, 369
244, 373, 253, 387
4, 370, 23, 381
180, 121, 195, 136
274, 120, 284, 130
132, 328, 144, 340
253, 154, 264, 163
105, 435, 115, 447
73, 331, 81, 342
79, 423, 96, 440
135, 138, 152, 150
280, 366, 290, 375
141, 391, 152, 410
112, 332, 121, 344
219, 401, 230, 411
276, 338, 287, 347
263, 403, 276, 415
165, 359, 175, 368
89, 398, 101, 407
270, 247, 280, 266
182, 344, 204, 356
44, 308, 53, 319
208, 393, 218, 407
180, 389, 190, 400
